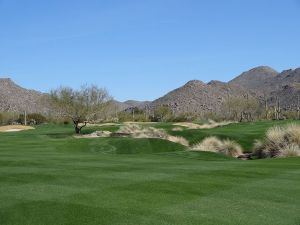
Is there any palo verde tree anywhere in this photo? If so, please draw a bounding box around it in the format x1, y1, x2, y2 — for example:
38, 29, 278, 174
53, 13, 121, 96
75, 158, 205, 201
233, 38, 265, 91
50, 85, 112, 134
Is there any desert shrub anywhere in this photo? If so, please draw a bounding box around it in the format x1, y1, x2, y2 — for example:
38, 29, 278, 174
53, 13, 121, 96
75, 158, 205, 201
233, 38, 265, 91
28, 113, 47, 124
0, 113, 3, 125
253, 123, 300, 158
166, 136, 189, 146
192, 136, 243, 157
192, 136, 222, 153
202, 112, 226, 122
118, 111, 149, 122
0, 112, 19, 125
152, 105, 173, 122
280, 144, 300, 157
218, 140, 243, 157
18, 113, 47, 125
119, 125, 168, 139
167, 113, 196, 122
46, 115, 71, 125
282, 111, 298, 120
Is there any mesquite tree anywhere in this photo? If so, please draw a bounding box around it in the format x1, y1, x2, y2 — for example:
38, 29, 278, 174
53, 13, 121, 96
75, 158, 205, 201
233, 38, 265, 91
50, 85, 111, 134
222, 95, 259, 121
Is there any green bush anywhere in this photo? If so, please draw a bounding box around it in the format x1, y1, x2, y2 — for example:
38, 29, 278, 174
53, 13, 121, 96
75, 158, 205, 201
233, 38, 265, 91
18, 113, 47, 125
0, 113, 3, 125
0, 112, 19, 125
117, 111, 149, 122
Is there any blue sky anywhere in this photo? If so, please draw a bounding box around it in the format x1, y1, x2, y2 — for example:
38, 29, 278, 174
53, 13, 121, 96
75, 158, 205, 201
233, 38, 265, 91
0, 0, 300, 101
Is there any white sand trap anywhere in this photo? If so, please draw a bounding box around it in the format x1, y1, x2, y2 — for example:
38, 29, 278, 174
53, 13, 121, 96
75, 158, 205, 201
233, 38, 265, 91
174, 120, 236, 130
4, 129, 23, 132
85, 123, 120, 127
0, 125, 35, 132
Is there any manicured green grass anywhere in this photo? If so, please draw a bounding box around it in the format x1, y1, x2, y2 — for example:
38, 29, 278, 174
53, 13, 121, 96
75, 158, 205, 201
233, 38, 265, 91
0, 122, 300, 225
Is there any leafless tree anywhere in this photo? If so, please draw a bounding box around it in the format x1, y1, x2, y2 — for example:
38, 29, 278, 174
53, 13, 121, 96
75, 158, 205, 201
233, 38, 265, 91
50, 85, 112, 134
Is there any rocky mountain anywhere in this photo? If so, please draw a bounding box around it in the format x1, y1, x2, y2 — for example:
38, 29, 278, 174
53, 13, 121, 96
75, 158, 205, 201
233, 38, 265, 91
264, 68, 300, 111
0, 78, 150, 114
110, 100, 150, 112
228, 66, 279, 91
151, 79, 251, 115
1, 66, 300, 116
0, 78, 50, 114
150, 66, 300, 115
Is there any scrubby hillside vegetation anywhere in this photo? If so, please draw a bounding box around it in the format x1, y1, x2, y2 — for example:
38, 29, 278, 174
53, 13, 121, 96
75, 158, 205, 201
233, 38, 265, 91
2, 66, 300, 124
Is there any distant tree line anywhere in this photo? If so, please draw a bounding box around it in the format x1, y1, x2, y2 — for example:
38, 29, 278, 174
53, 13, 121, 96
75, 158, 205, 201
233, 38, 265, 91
2, 84, 300, 134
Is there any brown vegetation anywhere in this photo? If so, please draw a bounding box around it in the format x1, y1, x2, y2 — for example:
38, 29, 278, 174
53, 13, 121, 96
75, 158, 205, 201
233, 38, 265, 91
191, 136, 243, 157
253, 123, 300, 158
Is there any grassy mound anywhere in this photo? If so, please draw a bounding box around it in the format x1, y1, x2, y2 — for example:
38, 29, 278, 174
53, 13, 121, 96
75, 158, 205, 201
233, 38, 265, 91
108, 138, 187, 154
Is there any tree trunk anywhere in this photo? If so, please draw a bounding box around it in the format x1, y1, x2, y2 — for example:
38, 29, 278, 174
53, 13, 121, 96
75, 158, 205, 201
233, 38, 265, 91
72, 119, 87, 134
75, 125, 81, 134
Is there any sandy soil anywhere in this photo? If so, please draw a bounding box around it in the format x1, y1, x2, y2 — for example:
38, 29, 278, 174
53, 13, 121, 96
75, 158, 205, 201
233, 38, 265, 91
0, 125, 35, 132
174, 121, 235, 129
84, 122, 158, 127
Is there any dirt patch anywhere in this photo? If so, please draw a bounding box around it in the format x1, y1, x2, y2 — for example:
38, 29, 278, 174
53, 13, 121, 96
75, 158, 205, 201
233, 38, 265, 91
0, 125, 35, 132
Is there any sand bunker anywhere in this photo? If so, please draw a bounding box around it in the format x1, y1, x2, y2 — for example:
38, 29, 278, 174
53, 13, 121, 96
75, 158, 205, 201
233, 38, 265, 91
0, 125, 35, 132
174, 120, 235, 130
85, 123, 120, 127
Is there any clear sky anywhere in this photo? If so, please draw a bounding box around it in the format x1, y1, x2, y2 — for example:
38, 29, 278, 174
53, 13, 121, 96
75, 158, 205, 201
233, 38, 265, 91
0, 0, 300, 101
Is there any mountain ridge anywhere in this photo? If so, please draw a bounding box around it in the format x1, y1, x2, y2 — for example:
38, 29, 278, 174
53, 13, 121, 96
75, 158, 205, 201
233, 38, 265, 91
1, 66, 300, 115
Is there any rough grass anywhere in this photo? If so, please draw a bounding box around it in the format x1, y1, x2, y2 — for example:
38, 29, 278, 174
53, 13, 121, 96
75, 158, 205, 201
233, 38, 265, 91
253, 123, 300, 158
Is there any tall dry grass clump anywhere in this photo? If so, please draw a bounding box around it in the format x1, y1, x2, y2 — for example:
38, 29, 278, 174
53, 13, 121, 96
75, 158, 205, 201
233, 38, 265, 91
218, 140, 243, 157
192, 136, 222, 153
253, 123, 300, 158
118, 124, 167, 139
191, 136, 243, 157
118, 124, 189, 146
